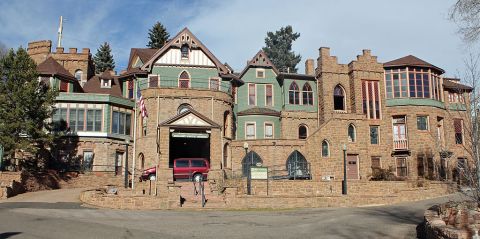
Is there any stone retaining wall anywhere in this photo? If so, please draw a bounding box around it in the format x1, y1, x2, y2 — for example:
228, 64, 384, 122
61, 172, 124, 189
423, 202, 478, 239
0, 172, 24, 199
80, 180, 456, 210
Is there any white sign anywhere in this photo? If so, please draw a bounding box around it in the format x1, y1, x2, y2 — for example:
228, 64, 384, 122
251, 167, 268, 180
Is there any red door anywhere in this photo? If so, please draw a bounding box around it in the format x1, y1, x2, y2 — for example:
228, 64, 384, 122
347, 155, 359, 180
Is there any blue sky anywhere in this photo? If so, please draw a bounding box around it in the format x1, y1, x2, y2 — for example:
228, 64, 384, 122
0, 0, 474, 77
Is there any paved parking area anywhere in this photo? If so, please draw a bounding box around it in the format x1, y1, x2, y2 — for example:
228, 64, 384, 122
0, 189, 463, 239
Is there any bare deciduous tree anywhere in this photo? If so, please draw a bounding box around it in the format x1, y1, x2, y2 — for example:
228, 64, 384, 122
450, 0, 480, 43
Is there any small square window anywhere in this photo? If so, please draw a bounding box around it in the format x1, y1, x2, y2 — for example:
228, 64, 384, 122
246, 123, 256, 139
265, 123, 273, 139
256, 69, 265, 78
417, 116, 428, 130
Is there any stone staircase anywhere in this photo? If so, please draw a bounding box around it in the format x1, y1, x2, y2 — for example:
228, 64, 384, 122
176, 181, 226, 209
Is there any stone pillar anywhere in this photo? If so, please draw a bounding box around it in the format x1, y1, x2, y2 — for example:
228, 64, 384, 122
305, 59, 315, 76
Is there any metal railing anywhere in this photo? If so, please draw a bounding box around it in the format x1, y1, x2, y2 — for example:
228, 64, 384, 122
231, 162, 312, 181
142, 78, 232, 95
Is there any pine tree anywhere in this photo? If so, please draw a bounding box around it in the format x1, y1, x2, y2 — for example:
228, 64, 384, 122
147, 22, 170, 49
93, 42, 115, 74
0, 48, 58, 159
262, 25, 302, 73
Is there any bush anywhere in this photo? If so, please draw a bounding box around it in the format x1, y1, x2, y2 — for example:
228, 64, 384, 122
370, 167, 401, 181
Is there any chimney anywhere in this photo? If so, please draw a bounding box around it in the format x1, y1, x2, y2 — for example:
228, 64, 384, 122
82, 48, 90, 54
69, 48, 77, 54
305, 59, 314, 76
56, 47, 64, 53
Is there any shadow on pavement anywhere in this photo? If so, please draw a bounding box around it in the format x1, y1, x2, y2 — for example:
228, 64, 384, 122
0, 202, 85, 210
0, 232, 22, 239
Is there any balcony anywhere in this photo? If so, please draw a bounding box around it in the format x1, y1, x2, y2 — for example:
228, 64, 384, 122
145, 78, 232, 95
394, 139, 408, 150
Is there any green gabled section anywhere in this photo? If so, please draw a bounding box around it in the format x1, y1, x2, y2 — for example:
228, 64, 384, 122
104, 104, 111, 133
237, 115, 281, 140
236, 68, 281, 113
282, 77, 317, 112
449, 103, 467, 111
56, 93, 135, 107
386, 98, 445, 109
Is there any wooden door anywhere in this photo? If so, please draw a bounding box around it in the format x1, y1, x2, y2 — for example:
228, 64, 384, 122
347, 155, 359, 180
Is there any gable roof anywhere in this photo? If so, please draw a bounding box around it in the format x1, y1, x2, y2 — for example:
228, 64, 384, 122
37, 57, 76, 81
238, 50, 279, 78
127, 48, 158, 70
82, 71, 123, 97
159, 108, 220, 128
384, 55, 445, 74
141, 27, 229, 74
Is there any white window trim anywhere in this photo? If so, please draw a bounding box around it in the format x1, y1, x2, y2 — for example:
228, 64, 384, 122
417, 115, 429, 131
256, 68, 265, 78
264, 122, 274, 139
209, 77, 220, 90
148, 74, 160, 88
245, 122, 256, 140
248, 83, 257, 106
100, 78, 111, 88
301, 82, 314, 106
264, 84, 274, 107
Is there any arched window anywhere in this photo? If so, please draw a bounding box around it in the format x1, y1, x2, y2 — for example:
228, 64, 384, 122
334, 85, 345, 111
302, 83, 313, 105
223, 143, 229, 169
223, 111, 230, 137
179, 71, 190, 88
298, 125, 308, 139
286, 150, 309, 179
138, 153, 145, 170
241, 151, 263, 177
75, 69, 83, 81
322, 140, 330, 157
181, 44, 189, 59
289, 82, 300, 104
348, 124, 356, 142
177, 103, 192, 114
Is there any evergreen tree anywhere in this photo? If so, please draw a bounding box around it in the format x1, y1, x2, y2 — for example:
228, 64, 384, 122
0, 48, 58, 159
93, 42, 115, 74
147, 22, 170, 49
262, 25, 302, 73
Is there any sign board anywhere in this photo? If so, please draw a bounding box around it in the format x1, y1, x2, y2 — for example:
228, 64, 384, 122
171, 132, 209, 139
251, 167, 268, 180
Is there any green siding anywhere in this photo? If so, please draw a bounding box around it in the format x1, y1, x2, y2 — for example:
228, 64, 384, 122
237, 115, 280, 140
282, 78, 317, 112
386, 98, 445, 109
236, 68, 282, 113
449, 103, 467, 111
104, 104, 111, 133
56, 93, 135, 107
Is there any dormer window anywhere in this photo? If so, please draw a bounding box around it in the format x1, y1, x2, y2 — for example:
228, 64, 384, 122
75, 70, 83, 81
181, 44, 189, 59
101, 78, 111, 88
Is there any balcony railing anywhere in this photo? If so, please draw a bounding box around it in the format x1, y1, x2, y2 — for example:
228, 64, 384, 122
394, 139, 408, 150
143, 78, 232, 94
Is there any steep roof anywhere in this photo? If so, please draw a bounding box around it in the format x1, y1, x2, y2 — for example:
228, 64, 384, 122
384, 55, 445, 74
127, 48, 157, 70
118, 67, 148, 79
37, 57, 76, 80
277, 72, 315, 81
238, 50, 279, 78
141, 27, 229, 74
82, 71, 123, 97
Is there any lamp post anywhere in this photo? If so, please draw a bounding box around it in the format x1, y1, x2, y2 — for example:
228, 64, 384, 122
124, 138, 130, 188
243, 142, 251, 195
342, 143, 347, 195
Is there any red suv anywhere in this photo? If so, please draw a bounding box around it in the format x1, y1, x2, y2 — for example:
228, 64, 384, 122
139, 158, 209, 182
